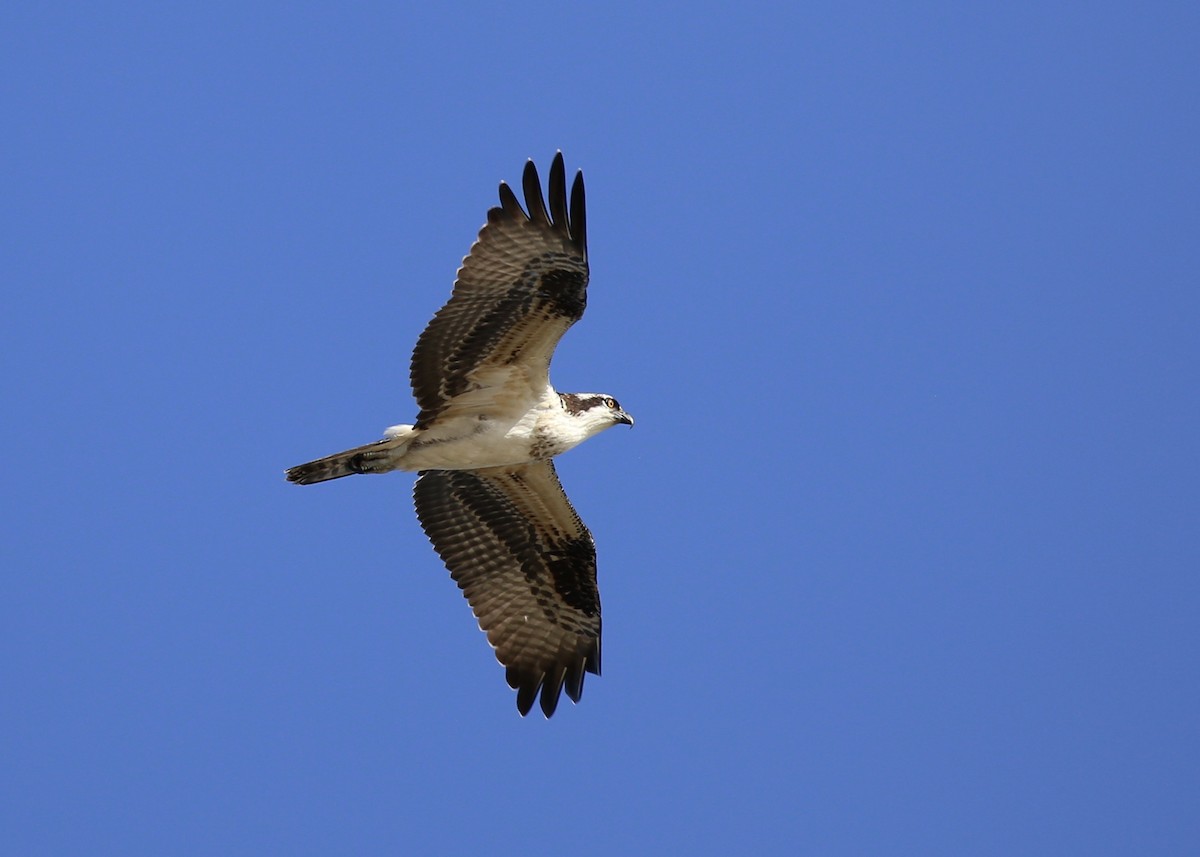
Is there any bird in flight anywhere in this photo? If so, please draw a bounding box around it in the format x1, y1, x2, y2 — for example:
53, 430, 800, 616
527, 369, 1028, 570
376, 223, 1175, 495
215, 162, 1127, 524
286, 153, 632, 717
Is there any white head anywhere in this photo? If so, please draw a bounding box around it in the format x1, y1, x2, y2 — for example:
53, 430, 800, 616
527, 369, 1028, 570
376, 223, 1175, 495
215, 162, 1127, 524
559, 392, 634, 438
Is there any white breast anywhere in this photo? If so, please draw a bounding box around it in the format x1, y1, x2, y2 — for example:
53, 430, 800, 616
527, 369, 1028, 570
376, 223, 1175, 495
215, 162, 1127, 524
395, 386, 567, 471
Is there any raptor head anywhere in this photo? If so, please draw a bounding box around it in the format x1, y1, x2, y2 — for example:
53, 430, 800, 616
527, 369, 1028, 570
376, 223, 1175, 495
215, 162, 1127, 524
560, 392, 634, 433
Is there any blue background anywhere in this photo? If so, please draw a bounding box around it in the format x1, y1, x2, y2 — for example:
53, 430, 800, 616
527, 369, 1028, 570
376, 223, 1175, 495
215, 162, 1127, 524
4, 3, 1197, 854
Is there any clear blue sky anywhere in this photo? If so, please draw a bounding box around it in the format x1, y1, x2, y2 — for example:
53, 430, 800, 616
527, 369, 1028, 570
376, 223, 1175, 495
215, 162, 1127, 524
4, 3, 1197, 854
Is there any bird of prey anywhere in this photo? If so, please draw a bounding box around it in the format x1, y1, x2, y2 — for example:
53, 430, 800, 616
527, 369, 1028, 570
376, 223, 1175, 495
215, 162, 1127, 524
286, 153, 632, 717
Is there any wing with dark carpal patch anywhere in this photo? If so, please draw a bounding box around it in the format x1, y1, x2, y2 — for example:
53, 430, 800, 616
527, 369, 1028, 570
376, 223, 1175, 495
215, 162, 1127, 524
412, 461, 602, 717
410, 153, 589, 426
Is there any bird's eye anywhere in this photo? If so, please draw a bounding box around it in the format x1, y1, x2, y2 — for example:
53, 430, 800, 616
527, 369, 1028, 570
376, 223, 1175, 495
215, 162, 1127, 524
604, 397, 617, 409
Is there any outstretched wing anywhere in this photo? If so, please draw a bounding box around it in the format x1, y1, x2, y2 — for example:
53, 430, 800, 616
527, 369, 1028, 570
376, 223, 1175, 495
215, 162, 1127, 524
410, 153, 588, 427
412, 461, 602, 717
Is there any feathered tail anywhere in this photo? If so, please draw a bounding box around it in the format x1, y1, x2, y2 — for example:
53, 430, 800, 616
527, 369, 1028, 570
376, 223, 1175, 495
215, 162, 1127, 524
286, 428, 414, 485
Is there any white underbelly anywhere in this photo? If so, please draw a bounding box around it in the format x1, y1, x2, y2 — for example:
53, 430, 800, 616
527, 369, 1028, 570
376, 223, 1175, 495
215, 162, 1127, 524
399, 417, 544, 471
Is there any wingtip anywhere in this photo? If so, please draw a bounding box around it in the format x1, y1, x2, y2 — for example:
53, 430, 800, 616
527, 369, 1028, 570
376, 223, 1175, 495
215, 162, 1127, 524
564, 661, 586, 703
508, 665, 576, 718
497, 181, 525, 219
501, 153, 585, 253
522, 158, 550, 225
539, 666, 568, 718
569, 168, 587, 256
547, 153, 569, 234
515, 682, 537, 717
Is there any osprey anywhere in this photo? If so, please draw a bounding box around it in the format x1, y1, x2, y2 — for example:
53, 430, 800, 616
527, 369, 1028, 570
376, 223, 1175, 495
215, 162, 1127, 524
286, 153, 632, 717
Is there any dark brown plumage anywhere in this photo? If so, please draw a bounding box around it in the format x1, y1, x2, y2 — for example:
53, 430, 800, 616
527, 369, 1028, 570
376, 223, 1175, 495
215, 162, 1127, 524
413, 461, 601, 717
287, 154, 627, 718
410, 154, 589, 428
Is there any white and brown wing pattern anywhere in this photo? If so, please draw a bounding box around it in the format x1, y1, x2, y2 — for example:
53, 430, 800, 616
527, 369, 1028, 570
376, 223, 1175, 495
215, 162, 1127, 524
413, 460, 602, 717
410, 153, 589, 427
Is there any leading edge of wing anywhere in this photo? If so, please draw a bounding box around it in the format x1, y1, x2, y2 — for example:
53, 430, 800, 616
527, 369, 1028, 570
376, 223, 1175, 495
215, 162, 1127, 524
412, 461, 602, 717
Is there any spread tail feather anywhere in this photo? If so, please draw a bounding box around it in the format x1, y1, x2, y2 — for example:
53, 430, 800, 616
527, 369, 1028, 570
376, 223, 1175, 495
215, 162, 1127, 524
286, 429, 414, 485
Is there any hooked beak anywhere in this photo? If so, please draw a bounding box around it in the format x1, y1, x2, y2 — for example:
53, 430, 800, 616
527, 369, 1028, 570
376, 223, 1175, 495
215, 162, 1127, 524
616, 409, 634, 427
